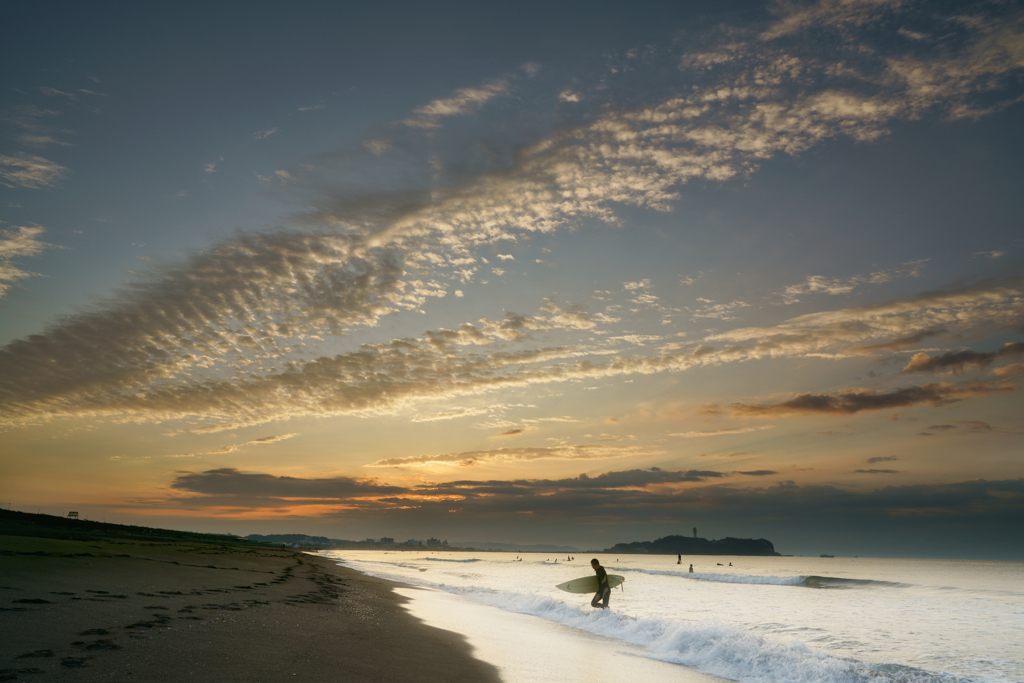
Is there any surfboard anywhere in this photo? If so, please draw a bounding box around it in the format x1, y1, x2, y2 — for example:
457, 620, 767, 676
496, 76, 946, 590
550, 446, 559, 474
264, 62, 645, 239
555, 574, 625, 594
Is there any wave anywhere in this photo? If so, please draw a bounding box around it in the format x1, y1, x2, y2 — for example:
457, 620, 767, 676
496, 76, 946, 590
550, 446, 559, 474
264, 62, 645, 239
417, 557, 483, 563
800, 575, 909, 589
335, 559, 958, 683
609, 567, 908, 589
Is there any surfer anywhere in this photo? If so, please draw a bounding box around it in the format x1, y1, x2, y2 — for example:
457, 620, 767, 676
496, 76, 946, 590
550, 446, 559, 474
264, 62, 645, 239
590, 558, 610, 609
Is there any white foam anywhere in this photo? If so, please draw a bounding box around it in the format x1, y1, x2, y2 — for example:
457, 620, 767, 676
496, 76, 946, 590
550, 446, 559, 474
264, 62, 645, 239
336, 557, 965, 683
611, 566, 805, 586
417, 556, 483, 563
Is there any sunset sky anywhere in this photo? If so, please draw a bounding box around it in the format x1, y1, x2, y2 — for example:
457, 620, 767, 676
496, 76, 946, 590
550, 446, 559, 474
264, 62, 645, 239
2, 1, 1022, 558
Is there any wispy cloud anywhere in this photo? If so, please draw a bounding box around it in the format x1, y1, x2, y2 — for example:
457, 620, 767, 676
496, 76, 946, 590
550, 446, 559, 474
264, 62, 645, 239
761, 0, 905, 40
0, 154, 67, 188
365, 444, 661, 468
719, 381, 1015, 417
38, 86, 77, 100
254, 128, 278, 139
404, 79, 509, 127
0, 226, 54, 298
903, 343, 1024, 374
672, 425, 775, 438
2, 105, 72, 147
2, 2, 1022, 435
707, 278, 1024, 360
169, 433, 299, 458
993, 363, 1024, 378
781, 261, 928, 304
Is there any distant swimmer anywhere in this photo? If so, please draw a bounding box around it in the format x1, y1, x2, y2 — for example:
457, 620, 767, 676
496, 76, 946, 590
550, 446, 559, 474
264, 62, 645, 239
677, 554, 681, 564
717, 563, 723, 566
689, 564, 694, 573
729, 562, 733, 566
590, 558, 611, 609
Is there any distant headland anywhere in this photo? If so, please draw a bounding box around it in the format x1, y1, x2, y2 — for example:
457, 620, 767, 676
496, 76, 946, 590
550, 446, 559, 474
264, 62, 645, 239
604, 534, 780, 556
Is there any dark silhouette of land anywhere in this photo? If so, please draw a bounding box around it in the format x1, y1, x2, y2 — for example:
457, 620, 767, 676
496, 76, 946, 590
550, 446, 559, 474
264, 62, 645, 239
604, 534, 780, 556
0, 508, 262, 546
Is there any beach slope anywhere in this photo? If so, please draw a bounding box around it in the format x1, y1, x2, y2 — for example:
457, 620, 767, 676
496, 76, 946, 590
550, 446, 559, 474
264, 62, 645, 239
0, 522, 498, 682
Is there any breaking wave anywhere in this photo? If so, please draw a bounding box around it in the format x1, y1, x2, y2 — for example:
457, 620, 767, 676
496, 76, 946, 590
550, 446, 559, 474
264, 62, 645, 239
417, 557, 483, 563
609, 567, 908, 589
336, 557, 960, 683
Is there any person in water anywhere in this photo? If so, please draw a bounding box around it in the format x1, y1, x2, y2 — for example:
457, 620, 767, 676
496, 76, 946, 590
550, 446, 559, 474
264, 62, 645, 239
590, 558, 610, 609
689, 563, 694, 573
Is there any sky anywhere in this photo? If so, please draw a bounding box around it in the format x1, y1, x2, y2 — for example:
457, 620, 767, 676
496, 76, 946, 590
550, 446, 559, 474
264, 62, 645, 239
1, 0, 1022, 558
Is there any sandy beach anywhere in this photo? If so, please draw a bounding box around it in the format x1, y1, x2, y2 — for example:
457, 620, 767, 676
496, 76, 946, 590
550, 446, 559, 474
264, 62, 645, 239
0, 519, 498, 682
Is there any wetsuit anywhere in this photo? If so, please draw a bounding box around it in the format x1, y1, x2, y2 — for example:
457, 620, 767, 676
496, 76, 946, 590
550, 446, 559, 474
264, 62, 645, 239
591, 565, 610, 608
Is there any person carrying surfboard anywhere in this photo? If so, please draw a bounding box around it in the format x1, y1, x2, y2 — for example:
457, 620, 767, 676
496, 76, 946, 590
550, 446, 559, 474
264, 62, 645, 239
590, 558, 611, 609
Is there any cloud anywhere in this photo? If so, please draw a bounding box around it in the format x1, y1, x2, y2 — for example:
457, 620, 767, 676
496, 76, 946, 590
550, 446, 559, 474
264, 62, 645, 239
708, 278, 1024, 360
723, 381, 1015, 417
207, 432, 298, 454
883, 14, 1024, 120
919, 420, 995, 436
405, 79, 509, 127
735, 470, 778, 476
153, 469, 1024, 556
423, 322, 492, 350
993, 363, 1024, 377
848, 327, 947, 355
0, 226, 54, 298
854, 469, 901, 474
38, 86, 77, 100
411, 407, 492, 422
365, 444, 663, 468
902, 343, 1024, 374
761, 0, 905, 40
977, 251, 1007, 259
170, 467, 406, 499
2, 273, 1019, 430
689, 299, 750, 321
0, 154, 67, 188
3, 5, 1023, 433
781, 261, 927, 304
867, 455, 899, 464
169, 433, 300, 457
254, 128, 278, 139
671, 425, 775, 438
1, 105, 71, 148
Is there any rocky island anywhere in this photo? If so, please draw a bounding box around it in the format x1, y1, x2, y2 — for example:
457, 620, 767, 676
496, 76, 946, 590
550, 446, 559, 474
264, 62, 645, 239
604, 534, 780, 556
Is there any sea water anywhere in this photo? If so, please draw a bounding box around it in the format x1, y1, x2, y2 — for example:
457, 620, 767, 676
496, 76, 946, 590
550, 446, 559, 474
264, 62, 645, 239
323, 551, 1024, 683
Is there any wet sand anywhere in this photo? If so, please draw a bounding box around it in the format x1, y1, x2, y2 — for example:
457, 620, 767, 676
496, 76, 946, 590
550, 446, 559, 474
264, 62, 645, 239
0, 534, 498, 682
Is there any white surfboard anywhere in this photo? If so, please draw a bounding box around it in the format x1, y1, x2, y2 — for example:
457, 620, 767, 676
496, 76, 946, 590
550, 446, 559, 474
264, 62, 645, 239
555, 574, 625, 594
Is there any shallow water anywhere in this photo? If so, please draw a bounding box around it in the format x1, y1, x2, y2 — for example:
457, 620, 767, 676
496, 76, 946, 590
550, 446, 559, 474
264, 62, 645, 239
324, 551, 1024, 683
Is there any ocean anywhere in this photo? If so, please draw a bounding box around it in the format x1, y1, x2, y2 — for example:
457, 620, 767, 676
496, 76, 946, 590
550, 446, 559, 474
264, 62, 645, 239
323, 550, 1024, 683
